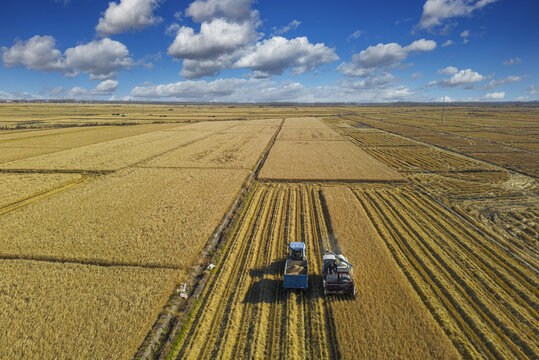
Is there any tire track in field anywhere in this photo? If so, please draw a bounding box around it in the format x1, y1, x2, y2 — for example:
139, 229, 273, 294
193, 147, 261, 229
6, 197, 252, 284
171, 183, 340, 359
0, 174, 95, 216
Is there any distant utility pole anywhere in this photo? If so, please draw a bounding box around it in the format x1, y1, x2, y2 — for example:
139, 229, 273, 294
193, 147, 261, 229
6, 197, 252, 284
248, 92, 251, 121
441, 96, 445, 125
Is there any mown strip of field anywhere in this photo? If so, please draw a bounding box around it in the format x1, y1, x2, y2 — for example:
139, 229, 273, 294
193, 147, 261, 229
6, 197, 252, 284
353, 185, 538, 359
322, 185, 459, 359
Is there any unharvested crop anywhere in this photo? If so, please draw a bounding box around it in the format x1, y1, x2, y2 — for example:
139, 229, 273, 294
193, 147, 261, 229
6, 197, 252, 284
0, 168, 247, 268
0, 172, 81, 207
0, 123, 181, 163
259, 140, 402, 181
142, 122, 278, 169
0, 259, 183, 360
322, 185, 459, 359
0, 127, 216, 171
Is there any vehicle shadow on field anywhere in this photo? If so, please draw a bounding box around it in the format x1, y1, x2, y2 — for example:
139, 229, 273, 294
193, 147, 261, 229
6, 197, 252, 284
243, 260, 329, 304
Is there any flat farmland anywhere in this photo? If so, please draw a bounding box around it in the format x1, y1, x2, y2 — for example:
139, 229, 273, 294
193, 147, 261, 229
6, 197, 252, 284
141, 120, 280, 169
322, 185, 459, 359
0, 167, 247, 267
0, 127, 219, 171
0, 260, 183, 360
171, 184, 457, 359
0, 172, 82, 208
259, 118, 402, 181
0, 104, 537, 360
0, 123, 181, 163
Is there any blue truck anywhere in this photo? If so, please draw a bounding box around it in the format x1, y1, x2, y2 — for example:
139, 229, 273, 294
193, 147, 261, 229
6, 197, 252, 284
283, 242, 308, 290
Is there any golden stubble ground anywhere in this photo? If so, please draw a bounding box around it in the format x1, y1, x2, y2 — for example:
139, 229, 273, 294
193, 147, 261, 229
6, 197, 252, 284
322, 185, 460, 359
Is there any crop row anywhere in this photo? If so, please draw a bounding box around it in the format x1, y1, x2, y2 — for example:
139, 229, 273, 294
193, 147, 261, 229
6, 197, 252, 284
171, 183, 338, 360
354, 185, 538, 359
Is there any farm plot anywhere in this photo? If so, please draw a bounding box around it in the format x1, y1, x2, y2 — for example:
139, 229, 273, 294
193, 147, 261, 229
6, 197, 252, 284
0, 172, 82, 208
277, 127, 343, 141
321, 186, 459, 359
141, 121, 279, 169
343, 129, 419, 146
0, 123, 181, 163
259, 118, 402, 181
353, 185, 538, 359
357, 145, 495, 173
259, 140, 402, 181
281, 117, 331, 129
0, 167, 247, 268
0, 128, 214, 171
0, 259, 183, 360
466, 150, 539, 177
171, 183, 339, 360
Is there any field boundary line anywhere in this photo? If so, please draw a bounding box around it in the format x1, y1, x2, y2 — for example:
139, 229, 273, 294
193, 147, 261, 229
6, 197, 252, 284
135, 118, 285, 360
0, 168, 113, 174
341, 112, 537, 178
259, 178, 408, 184
0, 174, 93, 216
0, 254, 183, 270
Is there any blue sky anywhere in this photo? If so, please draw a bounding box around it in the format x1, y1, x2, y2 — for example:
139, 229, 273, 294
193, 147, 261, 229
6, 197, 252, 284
0, 0, 538, 102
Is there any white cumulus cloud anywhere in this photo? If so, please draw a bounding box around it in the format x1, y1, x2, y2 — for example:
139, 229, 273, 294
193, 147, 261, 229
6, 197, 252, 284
168, 0, 337, 79
338, 39, 436, 77
234, 36, 338, 77
128, 75, 415, 103
480, 75, 523, 90
418, 0, 498, 30
438, 65, 458, 75
186, 0, 253, 22
440, 68, 485, 87
168, 18, 256, 60
65, 38, 134, 80
96, 0, 163, 36
441, 39, 455, 47
483, 91, 505, 100
1, 35, 66, 73
67, 80, 119, 98
1, 35, 134, 80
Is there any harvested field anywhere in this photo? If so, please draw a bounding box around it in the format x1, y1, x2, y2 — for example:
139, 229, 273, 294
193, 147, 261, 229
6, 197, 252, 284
281, 117, 331, 129
171, 183, 459, 360
171, 184, 339, 360
259, 140, 402, 181
0, 168, 247, 268
0, 259, 183, 360
356, 145, 494, 173
322, 185, 459, 359
336, 106, 539, 177
141, 122, 278, 169
353, 185, 538, 359
343, 129, 418, 146
0, 172, 81, 208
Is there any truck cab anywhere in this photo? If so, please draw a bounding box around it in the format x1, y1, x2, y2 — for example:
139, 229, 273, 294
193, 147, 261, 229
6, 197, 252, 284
283, 242, 308, 290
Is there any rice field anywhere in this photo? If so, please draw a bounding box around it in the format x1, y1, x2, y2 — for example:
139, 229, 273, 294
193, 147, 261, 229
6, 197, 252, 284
0, 104, 537, 359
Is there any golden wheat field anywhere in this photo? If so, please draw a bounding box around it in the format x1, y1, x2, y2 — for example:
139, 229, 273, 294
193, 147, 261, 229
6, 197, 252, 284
0, 103, 537, 359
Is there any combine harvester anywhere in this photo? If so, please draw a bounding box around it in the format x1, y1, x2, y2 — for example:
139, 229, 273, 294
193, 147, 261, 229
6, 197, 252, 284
322, 249, 356, 296
283, 242, 308, 290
